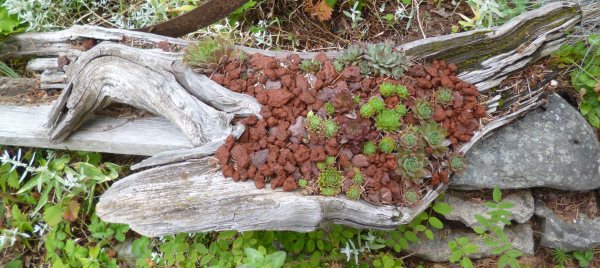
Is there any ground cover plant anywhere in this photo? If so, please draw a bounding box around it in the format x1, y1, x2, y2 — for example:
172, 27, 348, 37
210, 38, 486, 205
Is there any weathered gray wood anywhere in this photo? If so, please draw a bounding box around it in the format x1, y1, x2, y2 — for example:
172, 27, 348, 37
97, 158, 443, 237
0, 78, 38, 96
0, 104, 192, 155
46, 43, 260, 146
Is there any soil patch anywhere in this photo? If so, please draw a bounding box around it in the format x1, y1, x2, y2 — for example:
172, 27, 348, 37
533, 188, 600, 221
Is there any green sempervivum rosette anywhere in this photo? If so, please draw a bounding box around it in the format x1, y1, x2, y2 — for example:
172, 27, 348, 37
318, 167, 343, 196
184, 35, 234, 74
421, 122, 449, 156
434, 87, 454, 106
353, 168, 365, 184
346, 185, 363, 201
368, 97, 386, 113
336, 45, 363, 67
363, 41, 411, 79
403, 189, 419, 205
379, 82, 397, 97
324, 102, 335, 115
323, 119, 339, 139
300, 59, 322, 73
306, 111, 322, 133
396, 151, 430, 181
412, 99, 434, 121
363, 141, 377, 156
399, 126, 420, 151
396, 85, 410, 100
448, 153, 467, 174
360, 103, 376, 118
375, 109, 401, 132
395, 104, 408, 116
298, 178, 308, 188
379, 136, 396, 153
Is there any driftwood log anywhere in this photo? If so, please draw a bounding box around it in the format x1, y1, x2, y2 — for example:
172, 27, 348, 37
0, 2, 582, 236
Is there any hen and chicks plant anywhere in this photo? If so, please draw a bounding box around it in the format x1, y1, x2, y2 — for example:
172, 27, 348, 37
413, 99, 434, 121
318, 166, 344, 196
184, 35, 235, 74
306, 111, 339, 139
396, 151, 430, 181
363, 41, 411, 79
299, 59, 322, 73
434, 88, 454, 106
421, 122, 449, 156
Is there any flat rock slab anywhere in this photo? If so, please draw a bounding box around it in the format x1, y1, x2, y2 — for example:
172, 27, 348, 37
535, 200, 600, 251
406, 223, 534, 262
443, 190, 534, 228
452, 94, 600, 191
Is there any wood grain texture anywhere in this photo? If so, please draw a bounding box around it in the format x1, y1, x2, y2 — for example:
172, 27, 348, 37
97, 158, 443, 237
0, 104, 192, 155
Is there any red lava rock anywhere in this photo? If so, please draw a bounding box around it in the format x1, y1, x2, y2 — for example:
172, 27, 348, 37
81, 38, 96, 50
283, 177, 298, 191
416, 77, 432, 89
351, 154, 369, 167
407, 65, 427, 77
380, 188, 393, 203
231, 145, 250, 169
433, 105, 446, 122
309, 147, 327, 162
266, 89, 294, 107
341, 66, 360, 80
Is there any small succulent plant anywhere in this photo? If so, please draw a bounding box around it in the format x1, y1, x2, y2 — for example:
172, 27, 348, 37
368, 97, 386, 113
325, 156, 336, 165
399, 127, 420, 151
331, 90, 356, 113
375, 109, 401, 132
336, 45, 362, 67
396, 152, 430, 180
412, 99, 434, 121
434, 88, 454, 106
448, 153, 467, 174
298, 178, 308, 188
379, 82, 397, 97
421, 122, 449, 156
352, 169, 364, 184
184, 35, 234, 74
300, 59, 322, 73
395, 104, 408, 116
333, 61, 344, 73
379, 136, 396, 153
363, 41, 411, 79
306, 111, 322, 133
363, 141, 377, 156
318, 167, 343, 196
353, 95, 361, 104
346, 185, 363, 201
360, 103, 376, 118
396, 85, 410, 100
359, 62, 372, 76
323, 119, 339, 139
341, 118, 371, 143
403, 189, 419, 205
324, 102, 335, 115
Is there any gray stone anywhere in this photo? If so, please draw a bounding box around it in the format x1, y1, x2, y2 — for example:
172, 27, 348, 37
452, 94, 600, 190
443, 190, 534, 228
406, 223, 534, 262
535, 200, 600, 251
114, 239, 137, 267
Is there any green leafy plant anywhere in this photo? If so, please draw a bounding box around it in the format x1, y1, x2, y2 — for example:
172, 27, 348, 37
368, 97, 386, 113
573, 250, 594, 268
363, 41, 411, 79
379, 82, 397, 97
360, 103, 376, 118
240, 247, 286, 268
434, 87, 454, 106
184, 35, 235, 74
323, 119, 340, 139
352, 169, 364, 184
449, 153, 467, 174
306, 111, 323, 133
0, 6, 22, 38
448, 236, 480, 268
363, 141, 377, 156
552, 34, 600, 128
395, 151, 429, 181
336, 45, 362, 67
375, 109, 402, 132
318, 166, 343, 196
345, 185, 362, 200
395, 104, 408, 116
412, 99, 434, 121
421, 122, 449, 156
378, 136, 396, 153
299, 59, 322, 73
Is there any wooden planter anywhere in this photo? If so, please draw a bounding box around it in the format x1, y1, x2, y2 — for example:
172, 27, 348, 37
0, 2, 581, 237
